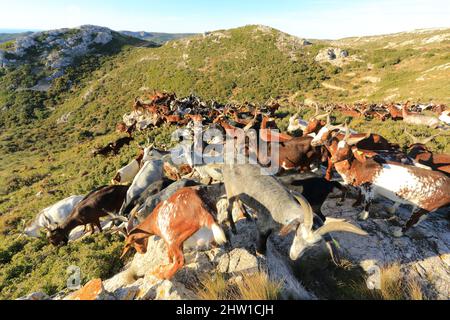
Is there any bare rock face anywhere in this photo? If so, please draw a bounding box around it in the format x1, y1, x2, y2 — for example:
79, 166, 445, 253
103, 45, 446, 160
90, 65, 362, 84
322, 197, 450, 300
64, 279, 115, 300
315, 47, 353, 66
40, 178, 448, 301
217, 248, 259, 274
0, 51, 8, 68
0, 25, 113, 82
84, 218, 315, 301
56, 112, 72, 125
16, 292, 50, 300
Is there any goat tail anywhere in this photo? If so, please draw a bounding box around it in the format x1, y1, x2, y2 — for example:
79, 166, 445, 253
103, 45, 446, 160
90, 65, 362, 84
211, 223, 227, 245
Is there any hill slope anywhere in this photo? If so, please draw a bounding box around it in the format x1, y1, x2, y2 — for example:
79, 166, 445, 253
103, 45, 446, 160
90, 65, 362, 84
0, 32, 34, 44
0, 24, 449, 299
119, 31, 197, 44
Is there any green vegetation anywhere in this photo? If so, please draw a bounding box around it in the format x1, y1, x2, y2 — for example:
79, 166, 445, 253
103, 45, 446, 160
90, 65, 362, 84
0, 25, 448, 299
0, 32, 33, 44
120, 31, 197, 44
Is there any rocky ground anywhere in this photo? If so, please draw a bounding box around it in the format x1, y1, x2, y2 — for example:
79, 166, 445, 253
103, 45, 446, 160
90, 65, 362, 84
17, 183, 450, 300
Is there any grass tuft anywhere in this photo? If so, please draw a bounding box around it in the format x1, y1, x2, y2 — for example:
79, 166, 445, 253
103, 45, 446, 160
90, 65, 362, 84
196, 272, 282, 300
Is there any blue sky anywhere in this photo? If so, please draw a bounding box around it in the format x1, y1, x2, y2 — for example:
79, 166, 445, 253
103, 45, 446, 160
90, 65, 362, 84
0, 0, 448, 39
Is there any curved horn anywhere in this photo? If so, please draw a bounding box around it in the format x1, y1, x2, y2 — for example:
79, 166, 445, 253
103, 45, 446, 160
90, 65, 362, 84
347, 131, 371, 146
106, 212, 128, 223
315, 218, 368, 237
292, 193, 314, 231
421, 133, 440, 145
404, 130, 420, 144
344, 122, 351, 143
315, 113, 329, 120
126, 204, 140, 234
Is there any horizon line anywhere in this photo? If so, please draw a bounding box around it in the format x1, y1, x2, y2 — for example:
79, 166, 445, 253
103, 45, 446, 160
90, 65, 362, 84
1, 24, 449, 41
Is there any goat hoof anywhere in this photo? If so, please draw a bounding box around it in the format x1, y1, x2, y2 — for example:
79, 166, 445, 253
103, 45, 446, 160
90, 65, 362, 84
358, 211, 369, 221
391, 227, 404, 238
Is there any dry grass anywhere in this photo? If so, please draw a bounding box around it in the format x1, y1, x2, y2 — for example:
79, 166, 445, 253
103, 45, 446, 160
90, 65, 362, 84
235, 272, 282, 300
196, 273, 230, 300
355, 263, 425, 300
296, 257, 426, 300
379, 263, 404, 300
196, 272, 282, 300
407, 279, 424, 300
377, 263, 425, 300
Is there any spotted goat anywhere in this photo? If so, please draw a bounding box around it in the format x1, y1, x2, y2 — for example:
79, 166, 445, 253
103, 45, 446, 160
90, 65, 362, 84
325, 127, 450, 236
121, 187, 227, 280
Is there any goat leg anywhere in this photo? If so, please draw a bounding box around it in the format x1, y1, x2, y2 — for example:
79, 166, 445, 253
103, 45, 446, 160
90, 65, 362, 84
94, 218, 103, 233
256, 230, 272, 255
353, 188, 363, 207
88, 223, 95, 235
403, 208, 429, 233
226, 196, 238, 234
325, 157, 334, 181
359, 199, 371, 221
159, 245, 185, 280
238, 200, 253, 222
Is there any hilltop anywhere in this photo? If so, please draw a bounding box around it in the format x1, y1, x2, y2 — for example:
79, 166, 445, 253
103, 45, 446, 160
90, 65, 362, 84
0, 24, 449, 299
0, 32, 34, 44
119, 31, 197, 44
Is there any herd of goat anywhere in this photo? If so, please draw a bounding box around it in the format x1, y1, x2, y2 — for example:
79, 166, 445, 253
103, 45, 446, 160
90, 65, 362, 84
24, 92, 450, 280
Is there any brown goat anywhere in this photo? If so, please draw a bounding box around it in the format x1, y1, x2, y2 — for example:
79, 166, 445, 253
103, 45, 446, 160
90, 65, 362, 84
121, 187, 226, 280
386, 104, 403, 120
47, 185, 129, 246
405, 131, 450, 176
259, 136, 322, 173
325, 129, 450, 234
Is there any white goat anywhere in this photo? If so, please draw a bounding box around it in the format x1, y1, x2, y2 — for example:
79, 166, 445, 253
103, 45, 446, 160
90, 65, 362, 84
24, 195, 84, 237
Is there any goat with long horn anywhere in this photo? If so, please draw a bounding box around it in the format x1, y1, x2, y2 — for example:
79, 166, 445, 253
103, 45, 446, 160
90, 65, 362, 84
405, 130, 450, 176
223, 162, 367, 262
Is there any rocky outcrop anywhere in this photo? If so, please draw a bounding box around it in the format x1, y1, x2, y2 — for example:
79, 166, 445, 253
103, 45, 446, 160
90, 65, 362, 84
64, 279, 115, 300
315, 47, 353, 66
0, 25, 114, 82
321, 197, 450, 300
18, 189, 449, 301
37, 218, 314, 301
16, 292, 50, 301
15, 162, 449, 301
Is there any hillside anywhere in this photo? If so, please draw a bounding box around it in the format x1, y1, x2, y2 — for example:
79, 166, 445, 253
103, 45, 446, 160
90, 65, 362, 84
119, 31, 197, 44
0, 24, 449, 299
319, 28, 450, 103
0, 32, 34, 44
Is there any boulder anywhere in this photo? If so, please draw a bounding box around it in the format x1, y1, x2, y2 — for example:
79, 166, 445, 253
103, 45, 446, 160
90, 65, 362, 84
64, 279, 115, 300
17, 292, 50, 300
315, 47, 353, 66
217, 248, 259, 274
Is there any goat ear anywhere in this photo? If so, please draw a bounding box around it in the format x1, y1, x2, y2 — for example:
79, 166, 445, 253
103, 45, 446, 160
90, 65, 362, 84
352, 147, 367, 163
279, 220, 300, 237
